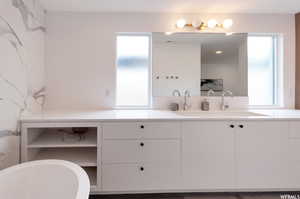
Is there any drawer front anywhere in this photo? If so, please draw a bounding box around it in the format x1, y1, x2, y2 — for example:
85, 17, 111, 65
102, 140, 180, 163
103, 123, 142, 139
103, 122, 181, 139
102, 163, 180, 191
143, 122, 181, 139
289, 121, 300, 138
102, 164, 144, 191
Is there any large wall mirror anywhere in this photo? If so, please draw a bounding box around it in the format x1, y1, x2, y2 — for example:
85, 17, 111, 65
116, 32, 280, 106
152, 32, 248, 97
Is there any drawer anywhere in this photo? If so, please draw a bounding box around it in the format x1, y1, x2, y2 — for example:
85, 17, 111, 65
102, 122, 181, 139
102, 163, 180, 191
289, 122, 300, 138
103, 123, 141, 139
102, 140, 180, 163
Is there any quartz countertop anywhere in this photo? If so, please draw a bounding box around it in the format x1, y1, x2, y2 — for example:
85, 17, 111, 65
20, 109, 300, 123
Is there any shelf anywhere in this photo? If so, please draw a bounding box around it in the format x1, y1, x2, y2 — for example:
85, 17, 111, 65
28, 129, 97, 148
83, 167, 97, 186
32, 148, 97, 167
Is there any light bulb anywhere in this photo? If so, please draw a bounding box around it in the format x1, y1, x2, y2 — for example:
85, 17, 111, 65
216, 51, 223, 54
207, 19, 218, 28
223, 19, 233, 29
176, 19, 187, 29
192, 21, 201, 28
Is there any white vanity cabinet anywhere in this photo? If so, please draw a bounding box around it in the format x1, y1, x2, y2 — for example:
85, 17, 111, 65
21, 117, 300, 193
182, 121, 235, 190
182, 120, 290, 191
101, 122, 182, 192
235, 121, 289, 190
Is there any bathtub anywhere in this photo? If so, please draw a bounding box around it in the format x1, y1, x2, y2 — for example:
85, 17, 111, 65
0, 160, 90, 199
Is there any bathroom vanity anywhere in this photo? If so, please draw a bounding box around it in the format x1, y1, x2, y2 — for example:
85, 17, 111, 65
21, 110, 300, 194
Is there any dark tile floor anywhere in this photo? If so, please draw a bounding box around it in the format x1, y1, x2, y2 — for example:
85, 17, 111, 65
89, 192, 300, 199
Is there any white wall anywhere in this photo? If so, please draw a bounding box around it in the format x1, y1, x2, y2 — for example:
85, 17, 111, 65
45, 12, 295, 110
0, 0, 45, 168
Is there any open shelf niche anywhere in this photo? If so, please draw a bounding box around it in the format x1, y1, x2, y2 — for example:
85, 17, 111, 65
22, 124, 101, 193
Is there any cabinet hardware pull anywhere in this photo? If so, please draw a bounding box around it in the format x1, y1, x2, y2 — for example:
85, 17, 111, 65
140, 142, 144, 147
230, 124, 235, 128
140, 167, 144, 171
239, 125, 244, 128
140, 125, 145, 129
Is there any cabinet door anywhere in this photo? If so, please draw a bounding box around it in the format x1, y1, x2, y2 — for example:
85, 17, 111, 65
286, 121, 300, 189
236, 121, 289, 189
182, 121, 235, 190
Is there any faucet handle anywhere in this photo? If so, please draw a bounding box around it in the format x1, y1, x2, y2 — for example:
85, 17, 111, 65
225, 90, 233, 97
207, 89, 215, 97
172, 89, 181, 97
184, 89, 191, 97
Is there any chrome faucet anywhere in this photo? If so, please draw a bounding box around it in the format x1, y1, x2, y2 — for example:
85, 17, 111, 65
221, 90, 233, 111
172, 89, 181, 97
207, 89, 215, 97
183, 90, 191, 111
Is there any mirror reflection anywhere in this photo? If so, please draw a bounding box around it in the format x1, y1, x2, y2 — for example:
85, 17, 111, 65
152, 32, 248, 97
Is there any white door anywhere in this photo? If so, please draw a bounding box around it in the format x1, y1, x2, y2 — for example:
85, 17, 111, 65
182, 121, 235, 190
236, 121, 289, 189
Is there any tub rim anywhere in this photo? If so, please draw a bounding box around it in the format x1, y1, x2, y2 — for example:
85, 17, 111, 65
0, 159, 90, 199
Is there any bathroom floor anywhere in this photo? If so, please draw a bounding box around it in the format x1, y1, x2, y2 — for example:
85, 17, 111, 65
89, 193, 291, 199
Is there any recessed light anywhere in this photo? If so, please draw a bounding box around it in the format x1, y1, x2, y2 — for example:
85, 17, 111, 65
165, 32, 174, 35
226, 32, 234, 36
216, 51, 223, 54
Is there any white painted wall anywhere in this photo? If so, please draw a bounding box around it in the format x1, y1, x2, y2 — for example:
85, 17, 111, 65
45, 12, 295, 110
0, 0, 45, 169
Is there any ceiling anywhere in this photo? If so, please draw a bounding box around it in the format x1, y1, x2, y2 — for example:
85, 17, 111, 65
40, 0, 300, 14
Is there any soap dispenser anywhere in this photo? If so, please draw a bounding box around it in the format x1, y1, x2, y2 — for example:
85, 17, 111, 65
201, 89, 214, 111
201, 99, 210, 111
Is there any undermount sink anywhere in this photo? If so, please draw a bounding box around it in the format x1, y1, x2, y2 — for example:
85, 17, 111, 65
176, 111, 267, 117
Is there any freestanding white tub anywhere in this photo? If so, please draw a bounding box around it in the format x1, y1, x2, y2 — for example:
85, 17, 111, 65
0, 160, 90, 199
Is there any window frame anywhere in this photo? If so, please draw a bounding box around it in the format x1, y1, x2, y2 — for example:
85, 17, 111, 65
115, 33, 152, 109
248, 33, 283, 109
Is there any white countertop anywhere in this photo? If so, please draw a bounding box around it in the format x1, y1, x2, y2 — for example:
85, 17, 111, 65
20, 109, 300, 123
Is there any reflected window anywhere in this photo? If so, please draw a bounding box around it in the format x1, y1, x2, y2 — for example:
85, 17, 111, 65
248, 35, 278, 106
116, 35, 150, 107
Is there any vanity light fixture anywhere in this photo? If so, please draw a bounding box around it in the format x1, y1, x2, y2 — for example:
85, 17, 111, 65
192, 21, 202, 28
216, 51, 223, 54
175, 18, 233, 31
